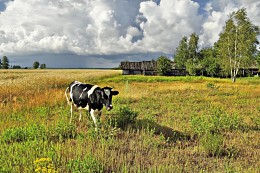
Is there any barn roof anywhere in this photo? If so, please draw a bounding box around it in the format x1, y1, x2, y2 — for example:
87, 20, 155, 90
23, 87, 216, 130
121, 61, 157, 71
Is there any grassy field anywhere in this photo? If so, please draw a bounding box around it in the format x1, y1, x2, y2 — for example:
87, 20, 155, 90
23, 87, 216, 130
0, 69, 259, 172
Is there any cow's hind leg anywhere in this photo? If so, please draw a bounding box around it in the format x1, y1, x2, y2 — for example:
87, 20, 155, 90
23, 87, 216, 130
70, 104, 73, 123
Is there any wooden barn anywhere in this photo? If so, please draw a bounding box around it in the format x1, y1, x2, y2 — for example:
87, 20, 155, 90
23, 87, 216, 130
240, 66, 259, 76
120, 60, 260, 77
121, 61, 158, 75
120, 61, 187, 76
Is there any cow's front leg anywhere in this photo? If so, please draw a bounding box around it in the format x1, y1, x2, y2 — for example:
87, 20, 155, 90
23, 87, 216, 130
90, 109, 98, 131
79, 109, 82, 121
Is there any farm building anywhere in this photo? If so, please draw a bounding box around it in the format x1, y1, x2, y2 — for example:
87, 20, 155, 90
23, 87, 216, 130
121, 61, 158, 75
120, 61, 186, 76
240, 66, 259, 76
120, 60, 259, 77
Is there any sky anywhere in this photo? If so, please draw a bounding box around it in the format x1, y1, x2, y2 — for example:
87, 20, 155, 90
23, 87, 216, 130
0, 0, 259, 68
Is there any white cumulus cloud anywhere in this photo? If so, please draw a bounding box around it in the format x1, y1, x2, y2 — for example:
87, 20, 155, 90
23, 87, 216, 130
137, 0, 203, 53
0, 0, 142, 56
200, 0, 260, 47
0, 0, 259, 63
0, 0, 204, 57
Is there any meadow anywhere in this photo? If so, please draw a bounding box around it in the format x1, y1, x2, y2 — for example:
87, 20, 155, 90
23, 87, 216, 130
0, 69, 259, 172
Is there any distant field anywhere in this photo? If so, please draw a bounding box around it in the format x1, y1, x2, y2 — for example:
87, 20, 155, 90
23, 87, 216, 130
0, 69, 259, 172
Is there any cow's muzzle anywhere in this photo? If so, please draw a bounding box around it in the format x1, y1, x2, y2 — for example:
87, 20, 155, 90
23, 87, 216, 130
106, 105, 113, 111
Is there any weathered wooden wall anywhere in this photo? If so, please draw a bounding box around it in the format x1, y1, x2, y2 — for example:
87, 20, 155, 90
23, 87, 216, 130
121, 61, 158, 75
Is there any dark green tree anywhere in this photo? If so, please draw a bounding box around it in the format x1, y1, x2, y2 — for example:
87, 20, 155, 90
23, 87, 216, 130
185, 59, 197, 76
174, 33, 200, 75
157, 56, 172, 76
40, 64, 46, 69
33, 61, 40, 69
185, 33, 200, 75
199, 47, 220, 77
216, 8, 260, 82
174, 36, 189, 69
2, 56, 10, 69
188, 33, 199, 60
13, 65, 22, 69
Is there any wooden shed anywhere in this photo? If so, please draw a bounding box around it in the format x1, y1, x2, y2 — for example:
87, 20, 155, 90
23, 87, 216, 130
121, 61, 157, 75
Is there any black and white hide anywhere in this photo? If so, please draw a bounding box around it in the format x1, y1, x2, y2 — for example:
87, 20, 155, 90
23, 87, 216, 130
65, 81, 119, 130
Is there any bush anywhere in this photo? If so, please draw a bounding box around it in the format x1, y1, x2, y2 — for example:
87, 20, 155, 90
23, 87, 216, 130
200, 132, 224, 157
157, 56, 172, 76
51, 120, 77, 141
1, 127, 26, 143
109, 106, 138, 129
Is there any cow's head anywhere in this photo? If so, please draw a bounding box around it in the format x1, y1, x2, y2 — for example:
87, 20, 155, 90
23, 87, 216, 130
101, 87, 119, 111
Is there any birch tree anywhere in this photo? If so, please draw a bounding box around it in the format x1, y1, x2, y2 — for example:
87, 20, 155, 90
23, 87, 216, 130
216, 8, 259, 82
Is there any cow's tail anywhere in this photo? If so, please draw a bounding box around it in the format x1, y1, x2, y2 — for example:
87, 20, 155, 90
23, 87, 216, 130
65, 87, 71, 104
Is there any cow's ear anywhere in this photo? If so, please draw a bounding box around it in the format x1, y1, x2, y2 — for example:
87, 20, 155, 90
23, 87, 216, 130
112, 91, 119, 96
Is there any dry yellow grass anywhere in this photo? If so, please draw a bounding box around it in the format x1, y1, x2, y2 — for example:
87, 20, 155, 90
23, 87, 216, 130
0, 69, 120, 102
0, 69, 121, 129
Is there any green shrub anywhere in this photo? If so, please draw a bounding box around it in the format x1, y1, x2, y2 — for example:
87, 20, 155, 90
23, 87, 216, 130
51, 120, 77, 141
157, 56, 172, 76
200, 132, 224, 157
26, 124, 47, 141
109, 106, 138, 129
1, 127, 26, 143
67, 155, 104, 173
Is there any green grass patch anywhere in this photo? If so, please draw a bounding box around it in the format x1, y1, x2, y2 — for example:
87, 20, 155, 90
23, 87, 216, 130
104, 75, 209, 83
67, 155, 104, 173
1, 121, 77, 143
1, 124, 47, 143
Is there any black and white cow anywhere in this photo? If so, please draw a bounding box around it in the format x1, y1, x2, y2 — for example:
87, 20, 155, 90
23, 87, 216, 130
65, 81, 119, 130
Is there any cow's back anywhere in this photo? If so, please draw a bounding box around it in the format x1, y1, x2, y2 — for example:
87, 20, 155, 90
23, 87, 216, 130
69, 81, 93, 108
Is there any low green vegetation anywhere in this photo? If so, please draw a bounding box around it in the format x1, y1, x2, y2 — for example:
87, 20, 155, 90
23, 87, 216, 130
0, 70, 259, 172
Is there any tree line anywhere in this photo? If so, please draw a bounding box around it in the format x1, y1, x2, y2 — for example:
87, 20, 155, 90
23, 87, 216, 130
159, 8, 260, 82
0, 56, 46, 69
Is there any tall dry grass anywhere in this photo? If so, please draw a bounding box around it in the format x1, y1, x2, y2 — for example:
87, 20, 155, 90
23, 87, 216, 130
0, 69, 121, 129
